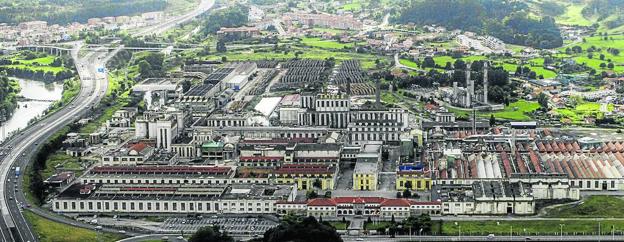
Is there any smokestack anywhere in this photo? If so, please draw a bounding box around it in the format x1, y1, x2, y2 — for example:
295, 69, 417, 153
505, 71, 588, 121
375, 79, 381, 105
466, 62, 472, 107
347, 77, 352, 96
483, 61, 489, 104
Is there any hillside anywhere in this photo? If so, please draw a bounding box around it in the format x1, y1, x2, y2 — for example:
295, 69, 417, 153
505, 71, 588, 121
393, 0, 564, 49
536, 0, 624, 32
0, 0, 167, 25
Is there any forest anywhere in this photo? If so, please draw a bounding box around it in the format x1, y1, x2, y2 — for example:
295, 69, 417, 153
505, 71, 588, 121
394, 0, 564, 49
0, 76, 19, 120
0, 0, 167, 25
200, 4, 249, 35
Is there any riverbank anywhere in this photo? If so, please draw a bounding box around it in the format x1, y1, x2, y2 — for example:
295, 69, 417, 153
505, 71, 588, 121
0, 78, 63, 142
0, 76, 20, 121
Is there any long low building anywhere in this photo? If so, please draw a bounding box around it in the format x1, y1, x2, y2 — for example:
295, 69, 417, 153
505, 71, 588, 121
81, 165, 271, 186
52, 183, 296, 214
276, 197, 441, 219
432, 180, 579, 216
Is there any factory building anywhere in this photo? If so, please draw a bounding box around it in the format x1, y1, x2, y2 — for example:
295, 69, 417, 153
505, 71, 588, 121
52, 183, 296, 215
276, 197, 441, 219
270, 164, 338, 190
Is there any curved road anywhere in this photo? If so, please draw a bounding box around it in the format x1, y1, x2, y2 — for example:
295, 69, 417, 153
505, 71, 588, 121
0, 1, 217, 241
0, 43, 119, 242
133, 0, 215, 37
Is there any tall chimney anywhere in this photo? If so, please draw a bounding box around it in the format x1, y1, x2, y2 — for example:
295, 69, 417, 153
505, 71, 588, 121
466, 62, 472, 107
347, 77, 352, 96
483, 61, 489, 104
375, 79, 381, 105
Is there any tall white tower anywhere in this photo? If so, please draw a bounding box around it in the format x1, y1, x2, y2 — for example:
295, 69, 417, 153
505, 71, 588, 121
483, 61, 489, 104
465, 63, 472, 107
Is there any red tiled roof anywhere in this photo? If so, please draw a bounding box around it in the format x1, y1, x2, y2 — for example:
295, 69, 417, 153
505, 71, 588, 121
276, 200, 307, 204
241, 138, 315, 145
380, 199, 411, 207
274, 164, 335, 175
333, 197, 385, 204
129, 142, 148, 152
306, 197, 437, 207
239, 156, 284, 161
308, 198, 337, 206
91, 166, 232, 175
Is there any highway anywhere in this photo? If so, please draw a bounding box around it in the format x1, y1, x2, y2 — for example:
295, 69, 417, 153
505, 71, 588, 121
133, 0, 215, 37
0, 1, 216, 241
0, 42, 120, 242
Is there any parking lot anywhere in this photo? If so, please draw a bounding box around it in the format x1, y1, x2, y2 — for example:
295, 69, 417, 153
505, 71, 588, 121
160, 216, 279, 235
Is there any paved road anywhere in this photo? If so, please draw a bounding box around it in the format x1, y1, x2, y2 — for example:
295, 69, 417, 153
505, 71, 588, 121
0, 43, 121, 242
343, 235, 624, 241
0, 1, 217, 240
133, 0, 215, 37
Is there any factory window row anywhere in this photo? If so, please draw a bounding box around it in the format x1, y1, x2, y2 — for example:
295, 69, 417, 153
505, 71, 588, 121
55, 200, 273, 213
82, 178, 267, 185
316, 100, 348, 108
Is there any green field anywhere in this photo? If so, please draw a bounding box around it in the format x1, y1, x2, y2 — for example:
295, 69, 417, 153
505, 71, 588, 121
41, 152, 85, 179
1, 53, 68, 74
486, 100, 540, 121
301, 37, 359, 49
327, 221, 350, 230
339, 0, 363, 11
555, 101, 614, 123
441, 219, 623, 236
399, 59, 419, 69
364, 221, 393, 230
446, 100, 540, 121
544, 196, 624, 218
561, 35, 624, 74
25, 211, 124, 242
555, 3, 594, 27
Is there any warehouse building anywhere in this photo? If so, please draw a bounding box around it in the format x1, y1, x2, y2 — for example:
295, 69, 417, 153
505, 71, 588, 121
52, 183, 296, 215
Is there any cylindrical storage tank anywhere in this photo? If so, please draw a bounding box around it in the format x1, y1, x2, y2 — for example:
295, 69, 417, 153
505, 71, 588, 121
492, 156, 502, 178
477, 157, 487, 178
485, 156, 494, 178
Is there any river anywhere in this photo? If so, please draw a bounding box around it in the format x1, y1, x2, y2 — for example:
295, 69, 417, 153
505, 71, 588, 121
0, 78, 63, 142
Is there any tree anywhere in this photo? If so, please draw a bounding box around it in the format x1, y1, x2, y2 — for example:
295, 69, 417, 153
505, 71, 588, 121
313, 179, 322, 189
216, 40, 227, 52
189, 226, 233, 242
422, 57, 436, 68
306, 190, 318, 199
600, 63, 607, 68
137, 60, 152, 77
608, 62, 614, 69
402, 189, 412, 198
263, 216, 343, 242
404, 181, 413, 190
490, 114, 496, 126
600, 54, 605, 60
537, 93, 549, 110
324, 191, 332, 198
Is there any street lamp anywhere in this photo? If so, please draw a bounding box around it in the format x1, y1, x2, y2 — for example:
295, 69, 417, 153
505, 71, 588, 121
559, 224, 565, 238
454, 222, 461, 240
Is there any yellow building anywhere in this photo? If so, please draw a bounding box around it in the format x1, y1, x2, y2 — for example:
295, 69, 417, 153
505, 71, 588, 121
396, 171, 431, 191
272, 164, 337, 190
353, 162, 378, 190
